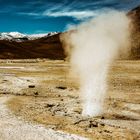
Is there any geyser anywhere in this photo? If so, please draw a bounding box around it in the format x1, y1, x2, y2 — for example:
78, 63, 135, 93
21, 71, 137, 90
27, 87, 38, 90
61, 10, 131, 117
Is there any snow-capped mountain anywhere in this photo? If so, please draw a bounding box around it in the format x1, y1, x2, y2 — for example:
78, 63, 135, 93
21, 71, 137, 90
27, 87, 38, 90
8, 32, 26, 38
0, 32, 26, 41
0, 32, 58, 42
28, 32, 58, 40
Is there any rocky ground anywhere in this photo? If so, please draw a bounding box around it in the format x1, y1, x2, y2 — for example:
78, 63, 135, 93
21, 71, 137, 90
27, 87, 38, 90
0, 59, 139, 140
0, 96, 87, 140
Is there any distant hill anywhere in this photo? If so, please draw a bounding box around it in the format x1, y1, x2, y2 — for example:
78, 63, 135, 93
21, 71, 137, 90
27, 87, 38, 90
128, 6, 140, 59
0, 33, 65, 59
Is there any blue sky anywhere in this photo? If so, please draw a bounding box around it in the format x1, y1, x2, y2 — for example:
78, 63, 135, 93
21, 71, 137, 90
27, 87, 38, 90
0, 0, 140, 34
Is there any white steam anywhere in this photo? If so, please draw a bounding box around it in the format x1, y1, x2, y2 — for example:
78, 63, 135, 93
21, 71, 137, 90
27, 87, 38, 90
61, 10, 131, 117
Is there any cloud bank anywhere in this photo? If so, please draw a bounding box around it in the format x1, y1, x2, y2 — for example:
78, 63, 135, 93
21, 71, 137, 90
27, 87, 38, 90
1, 0, 140, 20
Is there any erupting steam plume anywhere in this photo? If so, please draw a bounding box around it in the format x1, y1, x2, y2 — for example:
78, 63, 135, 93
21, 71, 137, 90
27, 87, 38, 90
61, 10, 131, 117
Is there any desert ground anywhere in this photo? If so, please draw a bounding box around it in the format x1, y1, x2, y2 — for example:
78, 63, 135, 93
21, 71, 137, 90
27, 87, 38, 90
0, 59, 139, 140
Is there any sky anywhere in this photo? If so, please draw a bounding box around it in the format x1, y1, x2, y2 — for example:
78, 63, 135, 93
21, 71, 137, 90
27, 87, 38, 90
0, 0, 140, 34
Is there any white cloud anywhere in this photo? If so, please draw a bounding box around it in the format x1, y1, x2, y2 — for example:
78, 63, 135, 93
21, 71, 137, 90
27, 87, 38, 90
18, 12, 40, 16
17, 1, 107, 20
43, 10, 98, 20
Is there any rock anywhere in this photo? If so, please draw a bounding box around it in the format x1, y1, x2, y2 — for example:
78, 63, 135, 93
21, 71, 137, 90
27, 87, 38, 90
56, 86, 67, 90
34, 92, 38, 95
3, 80, 8, 82
28, 85, 35, 88
104, 130, 112, 133
101, 116, 105, 119
45, 103, 55, 108
89, 121, 98, 128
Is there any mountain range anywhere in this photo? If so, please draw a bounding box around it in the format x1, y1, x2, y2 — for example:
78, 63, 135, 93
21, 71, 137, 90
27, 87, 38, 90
0, 33, 65, 59
0, 32, 58, 42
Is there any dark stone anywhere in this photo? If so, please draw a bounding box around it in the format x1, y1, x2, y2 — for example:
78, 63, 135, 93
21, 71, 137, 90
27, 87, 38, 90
45, 104, 55, 108
101, 116, 105, 119
56, 86, 67, 90
89, 121, 98, 128
104, 130, 111, 133
28, 85, 35, 88
3, 80, 8, 82
34, 92, 38, 95
23, 93, 26, 96
100, 123, 105, 126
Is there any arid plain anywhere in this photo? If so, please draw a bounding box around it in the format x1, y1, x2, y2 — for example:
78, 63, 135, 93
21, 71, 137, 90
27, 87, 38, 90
0, 59, 139, 140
